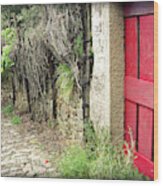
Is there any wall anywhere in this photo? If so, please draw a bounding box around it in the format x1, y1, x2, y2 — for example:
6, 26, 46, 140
56, 92, 83, 143
109, 3, 124, 141
91, 3, 124, 141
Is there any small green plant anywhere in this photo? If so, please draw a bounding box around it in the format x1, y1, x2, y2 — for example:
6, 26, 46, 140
56, 64, 75, 103
1, 28, 16, 73
73, 32, 83, 57
59, 145, 89, 178
83, 120, 97, 159
11, 115, 22, 125
2, 104, 14, 116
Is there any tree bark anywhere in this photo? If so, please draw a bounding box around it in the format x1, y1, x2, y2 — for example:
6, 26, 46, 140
81, 4, 93, 143
81, 4, 91, 121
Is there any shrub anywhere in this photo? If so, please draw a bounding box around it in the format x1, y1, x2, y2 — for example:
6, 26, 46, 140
1, 28, 16, 73
11, 115, 22, 125
59, 145, 89, 178
58, 128, 149, 180
88, 143, 147, 180
89, 129, 148, 180
2, 104, 14, 116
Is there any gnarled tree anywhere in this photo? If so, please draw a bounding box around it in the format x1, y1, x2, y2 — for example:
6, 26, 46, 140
1, 4, 94, 142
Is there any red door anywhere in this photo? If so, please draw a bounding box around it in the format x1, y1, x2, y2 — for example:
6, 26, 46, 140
124, 2, 154, 179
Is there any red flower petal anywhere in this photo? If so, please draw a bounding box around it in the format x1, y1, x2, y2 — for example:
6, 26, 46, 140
44, 160, 49, 164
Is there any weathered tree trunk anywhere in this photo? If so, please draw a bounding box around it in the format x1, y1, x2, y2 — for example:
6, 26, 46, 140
81, 4, 94, 142
24, 77, 31, 113
81, 4, 91, 122
11, 69, 16, 105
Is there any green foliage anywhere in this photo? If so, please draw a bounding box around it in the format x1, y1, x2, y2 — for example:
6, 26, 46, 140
2, 104, 14, 116
56, 64, 75, 103
1, 28, 16, 73
1, 28, 16, 45
1, 5, 25, 29
17, 6, 43, 29
3, 104, 22, 125
88, 140, 147, 180
1, 5, 42, 74
83, 121, 97, 158
1, 5, 39, 29
59, 145, 89, 178
11, 115, 22, 125
73, 32, 83, 57
58, 128, 148, 180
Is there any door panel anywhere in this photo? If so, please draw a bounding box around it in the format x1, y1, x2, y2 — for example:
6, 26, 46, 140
140, 16, 154, 82
125, 76, 153, 109
138, 106, 153, 160
125, 17, 138, 77
125, 100, 137, 142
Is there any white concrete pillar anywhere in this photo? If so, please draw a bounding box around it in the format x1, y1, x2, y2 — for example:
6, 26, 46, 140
90, 3, 110, 131
90, 3, 124, 141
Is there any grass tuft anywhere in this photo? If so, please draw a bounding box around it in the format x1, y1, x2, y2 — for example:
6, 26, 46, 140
11, 115, 22, 125
2, 104, 14, 116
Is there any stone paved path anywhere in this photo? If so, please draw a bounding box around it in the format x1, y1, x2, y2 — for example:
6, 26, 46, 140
1, 117, 60, 178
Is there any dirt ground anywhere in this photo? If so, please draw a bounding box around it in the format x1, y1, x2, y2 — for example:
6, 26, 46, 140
1, 113, 80, 178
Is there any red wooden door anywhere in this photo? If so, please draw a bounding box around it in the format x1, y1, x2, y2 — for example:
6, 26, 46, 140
124, 2, 154, 180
